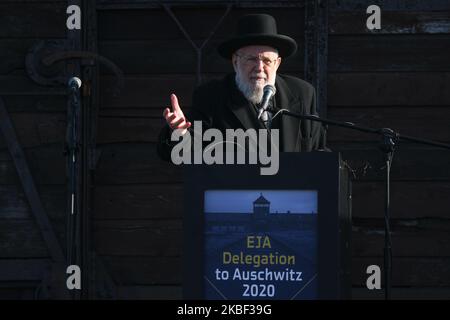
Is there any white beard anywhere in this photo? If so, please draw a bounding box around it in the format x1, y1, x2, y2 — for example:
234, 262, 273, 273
235, 72, 265, 104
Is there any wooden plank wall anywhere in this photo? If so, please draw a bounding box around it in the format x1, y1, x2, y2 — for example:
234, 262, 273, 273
95, 4, 307, 299
327, 0, 450, 298
0, 0, 67, 299
1, 0, 449, 299
95, 1, 450, 299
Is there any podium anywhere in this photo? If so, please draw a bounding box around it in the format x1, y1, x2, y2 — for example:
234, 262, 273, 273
183, 152, 352, 299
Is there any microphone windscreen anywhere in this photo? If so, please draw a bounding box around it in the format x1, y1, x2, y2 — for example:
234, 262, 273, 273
264, 84, 276, 96
68, 77, 82, 89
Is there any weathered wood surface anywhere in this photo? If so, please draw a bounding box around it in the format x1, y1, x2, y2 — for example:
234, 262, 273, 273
0, 220, 65, 258
328, 73, 450, 107
351, 182, 450, 219
0, 287, 37, 300
332, 144, 450, 182
3, 143, 448, 185
1, 88, 449, 148
0, 40, 43, 74
98, 39, 305, 74
100, 255, 450, 287
0, 259, 51, 281
327, 107, 450, 142
330, 11, 450, 34
1, 0, 450, 299
352, 218, 450, 257
95, 0, 450, 11
0, 40, 64, 78
328, 35, 450, 72
4, 217, 448, 286
0, 112, 66, 149
92, 229, 450, 287
0, 97, 66, 263
98, 35, 450, 74
94, 219, 450, 258
352, 287, 450, 300
92, 143, 450, 183
93, 144, 181, 184
90, 182, 450, 220
98, 72, 450, 108
0, 185, 66, 219
0, 75, 66, 96
94, 107, 450, 144
115, 285, 182, 300
0, 95, 66, 112
352, 257, 450, 287
3, 181, 448, 221
329, 0, 450, 12
0, 145, 66, 185
94, 220, 182, 256
0, 3, 65, 38
101, 256, 181, 285
93, 184, 183, 219
97, 0, 308, 9
98, 8, 306, 40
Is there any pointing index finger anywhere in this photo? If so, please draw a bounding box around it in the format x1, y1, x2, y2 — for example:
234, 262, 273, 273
171, 93, 183, 115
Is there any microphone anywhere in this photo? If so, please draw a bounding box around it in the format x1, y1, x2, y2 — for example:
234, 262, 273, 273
68, 77, 82, 105
257, 84, 276, 120
68, 77, 82, 90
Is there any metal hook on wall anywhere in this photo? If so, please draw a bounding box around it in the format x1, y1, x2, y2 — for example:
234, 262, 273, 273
26, 40, 124, 96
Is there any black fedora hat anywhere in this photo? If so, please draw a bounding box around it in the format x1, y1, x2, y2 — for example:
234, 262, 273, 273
218, 14, 297, 59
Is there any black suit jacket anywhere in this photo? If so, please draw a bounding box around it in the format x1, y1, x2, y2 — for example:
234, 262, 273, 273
157, 73, 327, 161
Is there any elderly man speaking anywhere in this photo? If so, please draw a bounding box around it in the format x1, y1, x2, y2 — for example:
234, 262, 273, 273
157, 13, 327, 160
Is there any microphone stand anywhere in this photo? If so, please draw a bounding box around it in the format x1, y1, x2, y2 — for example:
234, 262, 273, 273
277, 109, 450, 299
66, 78, 81, 273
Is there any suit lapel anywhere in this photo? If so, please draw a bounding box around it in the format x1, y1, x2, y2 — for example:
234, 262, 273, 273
276, 75, 302, 152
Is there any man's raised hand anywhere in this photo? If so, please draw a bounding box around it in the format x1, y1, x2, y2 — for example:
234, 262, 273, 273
163, 93, 191, 135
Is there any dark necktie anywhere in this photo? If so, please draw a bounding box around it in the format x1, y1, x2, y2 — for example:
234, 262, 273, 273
257, 99, 273, 130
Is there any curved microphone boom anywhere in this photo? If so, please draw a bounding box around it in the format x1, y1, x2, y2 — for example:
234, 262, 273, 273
257, 84, 276, 120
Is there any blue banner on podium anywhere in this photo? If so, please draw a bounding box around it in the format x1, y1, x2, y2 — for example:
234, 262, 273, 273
204, 190, 318, 300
